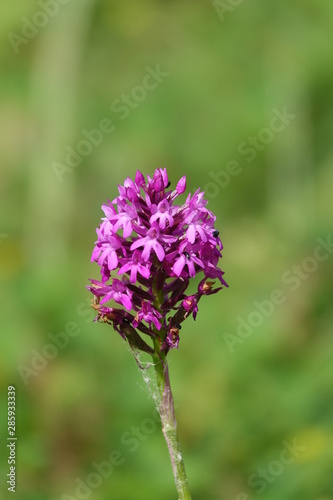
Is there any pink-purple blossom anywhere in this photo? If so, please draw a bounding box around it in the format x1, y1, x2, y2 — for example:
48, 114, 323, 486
133, 301, 162, 331
88, 168, 227, 354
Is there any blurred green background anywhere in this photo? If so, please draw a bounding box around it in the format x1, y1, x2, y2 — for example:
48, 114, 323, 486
1, 1, 333, 499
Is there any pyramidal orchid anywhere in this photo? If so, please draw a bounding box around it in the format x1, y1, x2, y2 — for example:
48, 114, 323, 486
87, 168, 227, 499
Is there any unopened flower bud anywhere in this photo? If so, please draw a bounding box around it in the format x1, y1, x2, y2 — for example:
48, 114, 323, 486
176, 176, 186, 194
135, 170, 145, 187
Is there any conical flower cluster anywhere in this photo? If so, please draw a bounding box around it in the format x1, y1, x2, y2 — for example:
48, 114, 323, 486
87, 168, 227, 355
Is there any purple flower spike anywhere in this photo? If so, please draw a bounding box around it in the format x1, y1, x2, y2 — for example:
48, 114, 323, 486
88, 168, 227, 352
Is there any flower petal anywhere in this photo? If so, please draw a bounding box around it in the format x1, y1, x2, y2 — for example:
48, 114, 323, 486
173, 255, 186, 276
153, 241, 165, 262
186, 224, 196, 244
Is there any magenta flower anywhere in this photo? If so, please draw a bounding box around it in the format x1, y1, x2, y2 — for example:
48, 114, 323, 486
117, 250, 151, 283
111, 200, 137, 238
182, 295, 199, 320
91, 234, 122, 271
88, 278, 133, 310
130, 222, 166, 262
150, 199, 174, 229
170, 244, 204, 278
87, 168, 228, 499
132, 301, 162, 331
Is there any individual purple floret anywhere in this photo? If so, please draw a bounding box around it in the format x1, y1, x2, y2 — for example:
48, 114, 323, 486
87, 168, 227, 355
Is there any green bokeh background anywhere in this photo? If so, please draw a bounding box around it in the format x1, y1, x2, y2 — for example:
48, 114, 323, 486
1, 1, 333, 499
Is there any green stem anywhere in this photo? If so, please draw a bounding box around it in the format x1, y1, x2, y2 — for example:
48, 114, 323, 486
153, 354, 192, 500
